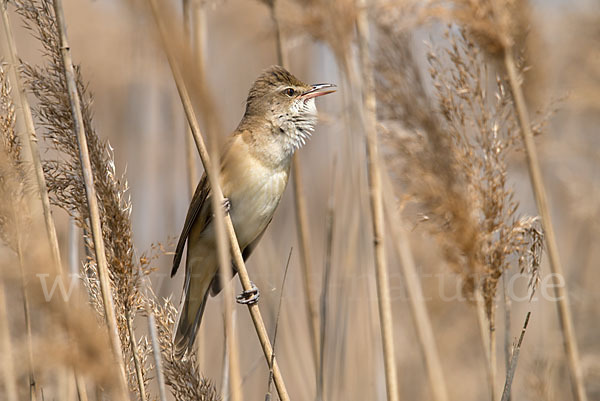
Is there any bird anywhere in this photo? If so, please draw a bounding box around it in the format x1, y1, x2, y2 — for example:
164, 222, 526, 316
171, 65, 336, 357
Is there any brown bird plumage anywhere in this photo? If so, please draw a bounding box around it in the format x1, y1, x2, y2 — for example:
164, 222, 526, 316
171, 65, 335, 357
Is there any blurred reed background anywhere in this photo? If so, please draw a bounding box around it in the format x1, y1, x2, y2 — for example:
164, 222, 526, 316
0, 0, 599, 400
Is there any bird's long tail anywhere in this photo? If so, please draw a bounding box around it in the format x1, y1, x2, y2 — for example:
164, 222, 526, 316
174, 275, 212, 358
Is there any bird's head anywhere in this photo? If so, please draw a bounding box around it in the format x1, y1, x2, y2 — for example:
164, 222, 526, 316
240, 65, 336, 153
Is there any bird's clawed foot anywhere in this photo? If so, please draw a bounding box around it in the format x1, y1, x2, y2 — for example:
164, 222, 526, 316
236, 281, 260, 305
222, 197, 231, 214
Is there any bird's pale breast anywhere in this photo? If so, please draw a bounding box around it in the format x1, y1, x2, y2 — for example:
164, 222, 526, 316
221, 137, 290, 250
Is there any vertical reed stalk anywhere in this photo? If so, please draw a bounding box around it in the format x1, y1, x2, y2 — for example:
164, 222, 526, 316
269, 0, 320, 375
504, 50, 588, 401
51, 0, 128, 395
126, 311, 147, 401
0, 284, 17, 401
3, 175, 37, 400
318, 161, 336, 401
291, 158, 320, 369
500, 312, 531, 401
2, 8, 64, 396
270, 2, 288, 68
182, 0, 241, 396
58, 367, 72, 401
182, 0, 205, 367
68, 218, 79, 276
15, 237, 37, 401
147, 1, 291, 399
220, 316, 230, 400
475, 287, 496, 401
490, 306, 497, 401
210, 121, 242, 401
182, 0, 198, 199
68, 220, 90, 401
1, 0, 63, 275
502, 275, 511, 401
266, 250, 293, 401
74, 372, 88, 401
355, 2, 399, 401
146, 311, 168, 401
381, 170, 449, 401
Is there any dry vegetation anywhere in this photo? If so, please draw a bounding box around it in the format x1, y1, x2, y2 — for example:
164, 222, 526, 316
0, 0, 598, 400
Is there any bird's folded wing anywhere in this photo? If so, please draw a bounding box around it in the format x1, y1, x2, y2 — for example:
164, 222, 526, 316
171, 174, 211, 277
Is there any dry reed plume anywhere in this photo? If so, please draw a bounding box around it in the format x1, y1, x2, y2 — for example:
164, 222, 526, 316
420, 2, 589, 400
3, 1, 218, 399
0, 64, 28, 249
0, 63, 121, 398
375, 16, 545, 400
376, 25, 543, 312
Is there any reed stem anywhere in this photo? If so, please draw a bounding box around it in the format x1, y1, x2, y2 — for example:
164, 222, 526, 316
74, 371, 89, 401
475, 287, 495, 401
0, 0, 63, 276
502, 275, 511, 401
490, 305, 497, 401
0, 284, 18, 401
210, 115, 242, 401
51, 0, 128, 395
381, 170, 450, 401
269, 0, 320, 375
182, 0, 207, 369
147, 311, 168, 401
500, 312, 531, 401
67, 220, 90, 401
355, 2, 399, 401
504, 49, 588, 401
266, 249, 293, 401
318, 162, 336, 401
16, 235, 37, 401
126, 311, 147, 401
291, 157, 320, 369
182, 0, 198, 200
147, 1, 291, 399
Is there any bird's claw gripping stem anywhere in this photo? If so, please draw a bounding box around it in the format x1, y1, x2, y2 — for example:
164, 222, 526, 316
222, 198, 231, 214
236, 281, 260, 305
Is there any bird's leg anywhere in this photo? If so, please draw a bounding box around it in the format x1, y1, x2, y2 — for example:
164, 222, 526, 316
236, 281, 260, 305
222, 197, 231, 214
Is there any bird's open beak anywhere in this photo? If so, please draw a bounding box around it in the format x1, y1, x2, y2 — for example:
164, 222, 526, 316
301, 83, 337, 100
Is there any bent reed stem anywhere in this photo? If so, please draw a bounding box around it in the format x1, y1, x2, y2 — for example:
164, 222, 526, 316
147, 1, 291, 399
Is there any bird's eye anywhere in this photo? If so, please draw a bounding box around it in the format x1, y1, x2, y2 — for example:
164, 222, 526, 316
284, 88, 295, 97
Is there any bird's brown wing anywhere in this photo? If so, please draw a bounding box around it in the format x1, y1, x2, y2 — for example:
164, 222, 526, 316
171, 136, 239, 277
171, 174, 211, 277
